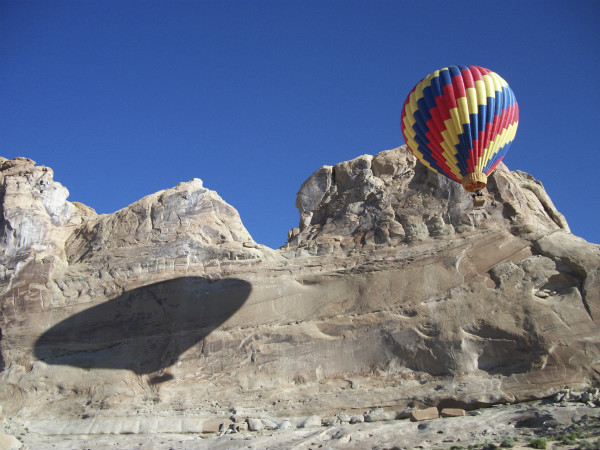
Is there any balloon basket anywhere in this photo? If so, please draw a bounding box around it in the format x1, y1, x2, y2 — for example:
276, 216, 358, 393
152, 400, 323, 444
472, 195, 485, 208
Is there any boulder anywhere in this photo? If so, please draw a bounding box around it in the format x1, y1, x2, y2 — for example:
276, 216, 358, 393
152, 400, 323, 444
0, 434, 21, 450
410, 407, 439, 422
277, 419, 292, 430
440, 408, 466, 418
247, 418, 263, 432
349, 414, 365, 424
300, 415, 322, 428
260, 418, 278, 430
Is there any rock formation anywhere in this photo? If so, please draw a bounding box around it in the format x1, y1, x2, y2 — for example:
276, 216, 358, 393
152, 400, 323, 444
0, 147, 598, 448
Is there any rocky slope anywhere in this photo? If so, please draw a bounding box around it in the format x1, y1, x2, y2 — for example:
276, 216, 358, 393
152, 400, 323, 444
0, 147, 598, 449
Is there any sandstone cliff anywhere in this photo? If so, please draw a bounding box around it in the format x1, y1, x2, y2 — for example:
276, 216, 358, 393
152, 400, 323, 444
0, 147, 598, 447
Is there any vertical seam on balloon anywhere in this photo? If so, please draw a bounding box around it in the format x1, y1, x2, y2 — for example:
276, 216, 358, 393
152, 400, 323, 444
420, 74, 462, 181
451, 72, 471, 177
406, 73, 460, 181
481, 72, 505, 170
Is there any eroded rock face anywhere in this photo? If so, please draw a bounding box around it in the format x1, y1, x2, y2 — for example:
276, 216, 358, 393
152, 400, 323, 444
65, 178, 270, 272
0, 157, 93, 286
287, 147, 569, 255
0, 148, 598, 446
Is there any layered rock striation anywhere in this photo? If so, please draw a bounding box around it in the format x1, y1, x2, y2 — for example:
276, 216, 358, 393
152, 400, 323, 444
0, 147, 598, 446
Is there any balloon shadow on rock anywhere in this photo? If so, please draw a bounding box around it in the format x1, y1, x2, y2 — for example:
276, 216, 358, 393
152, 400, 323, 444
0, 328, 4, 372
34, 277, 251, 380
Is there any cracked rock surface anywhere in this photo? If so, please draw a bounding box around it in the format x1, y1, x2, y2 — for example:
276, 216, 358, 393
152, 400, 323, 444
0, 147, 598, 449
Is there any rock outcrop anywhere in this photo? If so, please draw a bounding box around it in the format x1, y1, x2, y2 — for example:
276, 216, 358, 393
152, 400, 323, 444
288, 148, 569, 255
0, 147, 598, 449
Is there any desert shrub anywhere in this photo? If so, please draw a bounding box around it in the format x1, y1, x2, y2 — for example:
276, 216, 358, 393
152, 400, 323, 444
562, 436, 577, 445
500, 437, 515, 448
571, 424, 588, 439
577, 440, 600, 450
530, 437, 547, 449
482, 443, 497, 450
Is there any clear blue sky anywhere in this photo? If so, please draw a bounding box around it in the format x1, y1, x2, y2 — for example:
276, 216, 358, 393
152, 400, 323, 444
2, 0, 599, 248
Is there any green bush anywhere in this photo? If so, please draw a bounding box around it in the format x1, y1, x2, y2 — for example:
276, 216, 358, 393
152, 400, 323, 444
571, 425, 588, 439
562, 436, 577, 445
530, 437, 547, 449
577, 440, 600, 450
557, 430, 584, 442
482, 444, 497, 450
500, 437, 515, 448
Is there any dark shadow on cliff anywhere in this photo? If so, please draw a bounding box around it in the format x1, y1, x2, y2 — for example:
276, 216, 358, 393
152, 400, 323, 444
34, 277, 251, 376
0, 328, 4, 372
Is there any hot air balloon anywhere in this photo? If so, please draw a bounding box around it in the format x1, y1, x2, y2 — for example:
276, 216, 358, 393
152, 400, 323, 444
400, 65, 518, 205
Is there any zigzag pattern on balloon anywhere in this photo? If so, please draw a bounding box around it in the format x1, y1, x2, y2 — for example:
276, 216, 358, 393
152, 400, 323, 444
401, 65, 518, 185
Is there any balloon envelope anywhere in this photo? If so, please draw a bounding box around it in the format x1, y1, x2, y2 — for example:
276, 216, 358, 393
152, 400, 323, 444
400, 65, 518, 192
